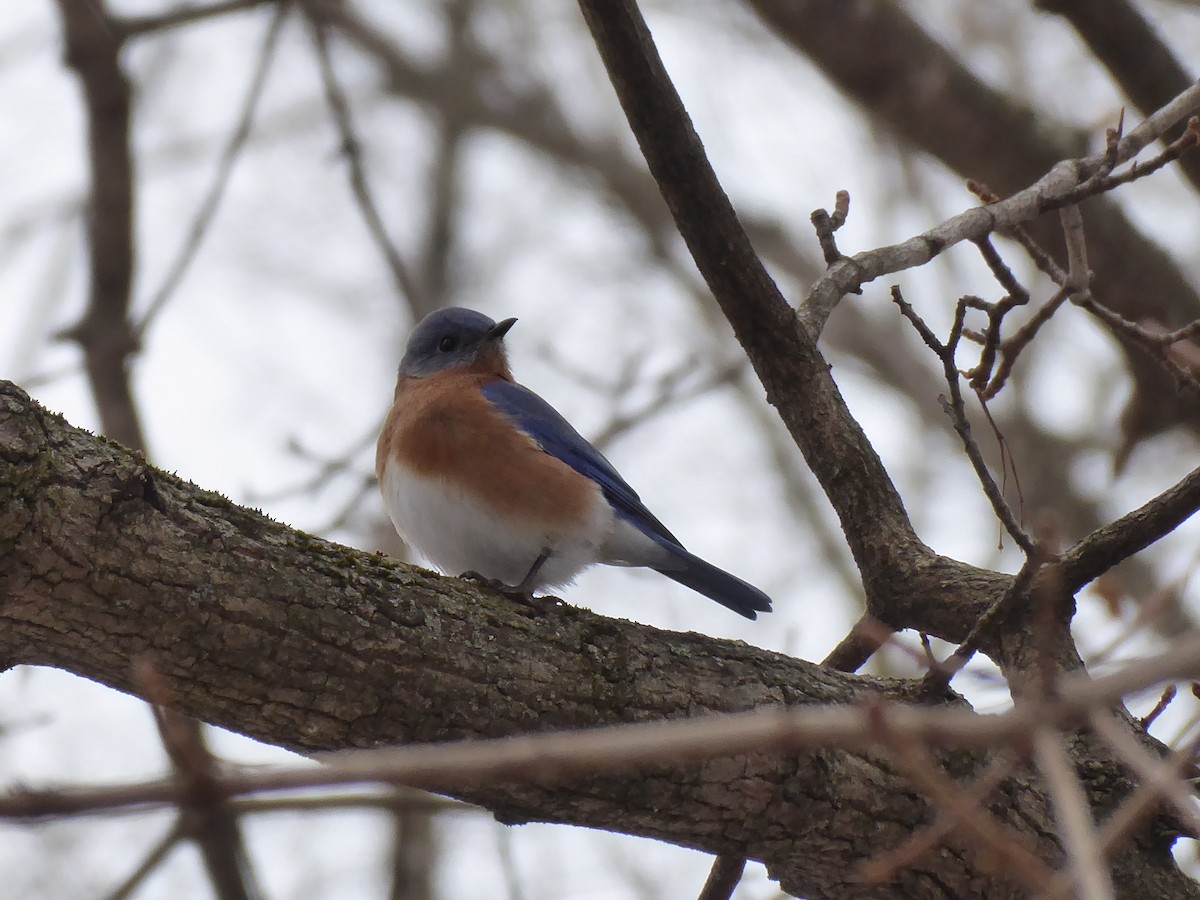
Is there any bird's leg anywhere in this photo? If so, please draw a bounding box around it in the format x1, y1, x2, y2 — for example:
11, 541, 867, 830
460, 549, 558, 613
513, 548, 550, 594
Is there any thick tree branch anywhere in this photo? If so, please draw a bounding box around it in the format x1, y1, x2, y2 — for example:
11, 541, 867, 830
11, 639, 1200, 819
0, 381, 1000, 898
3, 380, 1198, 898
574, 0, 941, 649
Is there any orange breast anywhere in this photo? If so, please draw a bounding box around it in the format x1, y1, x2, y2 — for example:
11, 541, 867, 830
377, 371, 595, 529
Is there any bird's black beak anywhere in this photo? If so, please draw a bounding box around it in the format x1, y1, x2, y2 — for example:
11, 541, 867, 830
487, 318, 517, 342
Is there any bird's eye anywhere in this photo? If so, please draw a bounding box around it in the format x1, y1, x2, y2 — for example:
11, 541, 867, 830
438, 336, 458, 352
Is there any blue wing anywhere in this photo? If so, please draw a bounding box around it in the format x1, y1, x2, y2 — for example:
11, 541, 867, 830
479, 380, 682, 546
480, 379, 772, 619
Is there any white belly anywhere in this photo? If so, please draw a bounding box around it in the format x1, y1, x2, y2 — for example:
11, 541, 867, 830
379, 458, 617, 589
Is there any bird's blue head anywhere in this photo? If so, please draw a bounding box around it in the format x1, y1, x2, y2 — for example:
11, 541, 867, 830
399, 307, 517, 378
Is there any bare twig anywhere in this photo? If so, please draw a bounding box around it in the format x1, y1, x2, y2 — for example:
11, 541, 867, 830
306, 6, 421, 306
103, 821, 185, 900
978, 286, 1073, 400
801, 85, 1200, 334
118, 0, 276, 39
137, 660, 261, 900
54, 0, 146, 452
966, 205, 1092, 400
588, 357, 744, 451
1037, 0, 1200, 192
822, 613, 893, 673
858, 755, 1017, 884
962, 237, 1030, 393
1088, 712, 1200, 844
1058, 205, 1090, 291
247, 420, 381, 504
1061, 463, 1200, 592
869, 716, 1056, 892
1139, 685, 1177, 730
233, 790, 466, 817
1062, 117, 1199, 202
1039, 712, 1200, 896
925, 559, 1040, 689
891, 285, 1036, 554
1077, 299, 1200, 393
810, 190, 851, 266
135, 2, 290, 340
697, 855, 746, 900
1033, 729, 1114, 900
409, 0, 477, 318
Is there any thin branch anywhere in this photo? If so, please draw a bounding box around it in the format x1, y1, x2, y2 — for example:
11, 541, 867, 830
940, 310, 1035, 554
1077, 298, 1200, 393
809, 190, 850, 266
138, 661, 261, 900
588, 357, 744, 452
1033, 729, 1115, 900
410, 0, 475, 317
1060, 463, 1200, 592
1039, 712, 1200, 895
697, 856, 746, 900
1035, 0, 1200, 188
1139, 685, 1177, 730
231, 790, 467, 817
821, 613, 890, 674
103, 821, 185, 900
247, 420, 381, 504
118, 0, 276, 39
135, 2, 290, 340
1087, 712, 1200, 843
963, 236, 1031, 394
891, 285, 1036, 554
801, 84, 1200, 334
871, 725, 1056, 892
1058, 205, 1091, 291
306, 6, 421, 307
54, 0, 146, 452
858, 754, 1017, 885
978, 286, 1073, 400
925, 559, 1040, 690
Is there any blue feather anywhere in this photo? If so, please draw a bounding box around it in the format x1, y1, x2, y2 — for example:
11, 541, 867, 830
480, 380, 771, 619
480, 381, 677, 539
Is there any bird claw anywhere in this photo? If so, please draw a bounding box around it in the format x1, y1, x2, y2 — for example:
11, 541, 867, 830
459, 571, 560, 615
459, 570, 521, 594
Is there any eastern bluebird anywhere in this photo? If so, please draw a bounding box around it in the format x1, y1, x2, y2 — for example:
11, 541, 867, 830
376, 307, 772, 620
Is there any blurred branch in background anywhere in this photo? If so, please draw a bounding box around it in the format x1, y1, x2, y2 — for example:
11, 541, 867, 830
53, 0, 144, 452
133, 2, 291, 343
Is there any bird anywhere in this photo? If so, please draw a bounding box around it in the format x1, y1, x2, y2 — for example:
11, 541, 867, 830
375, 307, 772, 620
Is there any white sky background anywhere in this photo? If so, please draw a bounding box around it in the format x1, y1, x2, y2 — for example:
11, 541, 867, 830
3, 1, 1200, 897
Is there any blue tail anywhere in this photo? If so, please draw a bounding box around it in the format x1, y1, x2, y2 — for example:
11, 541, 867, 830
654, 550, 773, 620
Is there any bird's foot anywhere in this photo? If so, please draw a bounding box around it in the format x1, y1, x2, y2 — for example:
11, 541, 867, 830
459, 570, 509, 592
459, 571, 560, 616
